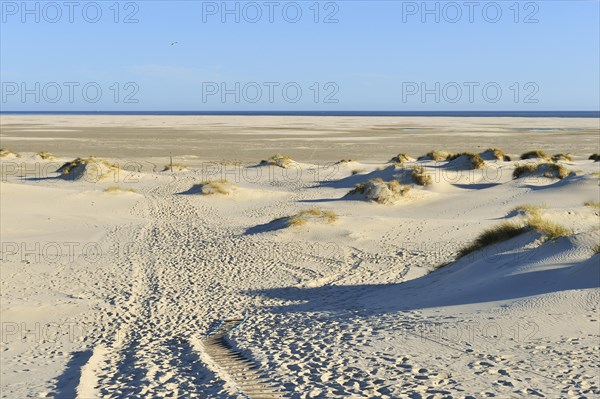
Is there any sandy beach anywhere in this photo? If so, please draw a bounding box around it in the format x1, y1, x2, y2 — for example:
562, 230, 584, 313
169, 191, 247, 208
2, 115, 598, 163
1, 116, 599, 398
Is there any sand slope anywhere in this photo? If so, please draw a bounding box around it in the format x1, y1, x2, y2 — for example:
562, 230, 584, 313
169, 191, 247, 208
1, 149, 599, 398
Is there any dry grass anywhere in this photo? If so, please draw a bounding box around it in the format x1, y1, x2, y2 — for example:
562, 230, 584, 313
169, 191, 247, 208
57, 158, 85, 174
287, 215, 308, 227
105, 186, 137, 193
391, 153, 413, 164
457, 221, 527, 258
411, 166, 433, 186
36, 151, 57, 160
482, 148, 511, 161
511, 204, 546, 217
513, 163, 570, 179
512, 163, 537, 178
0, 148, 20, 158
286, 208, 338, 227
351, 169, 367, 175
589, 154, 600, 162
337, 159, 355, 164
348, 178, 410, 204
163, 163, 188, 172
192, 179, 234, 195
457, 214, 571, 259
584, 201, 600, 209
419, 150, 458, 161
57, 157, 121, 177
261, 154, 294, 168
520, 150, 551, 160
526, 214, 571, 239
552, 153, 573, 162
460, 152, 485, 169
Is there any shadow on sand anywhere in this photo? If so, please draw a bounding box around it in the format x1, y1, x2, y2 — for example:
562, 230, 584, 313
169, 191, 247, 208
52, 350, 94, 399
249, 250, 599, 315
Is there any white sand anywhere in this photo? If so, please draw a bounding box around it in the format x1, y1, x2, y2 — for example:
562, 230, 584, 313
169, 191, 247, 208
1, 116, 599, 398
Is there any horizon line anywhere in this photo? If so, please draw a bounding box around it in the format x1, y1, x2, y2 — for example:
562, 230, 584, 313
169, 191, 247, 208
2, 110, 599, 118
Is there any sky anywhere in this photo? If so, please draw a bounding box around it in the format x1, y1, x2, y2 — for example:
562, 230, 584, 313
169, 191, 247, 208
1, 0, 599, 111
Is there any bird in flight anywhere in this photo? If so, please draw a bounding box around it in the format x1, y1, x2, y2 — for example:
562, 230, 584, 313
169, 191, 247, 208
171, 42, 178, 46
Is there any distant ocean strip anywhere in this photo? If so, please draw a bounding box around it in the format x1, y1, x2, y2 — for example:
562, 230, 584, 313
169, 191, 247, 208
2, 111, 599, 118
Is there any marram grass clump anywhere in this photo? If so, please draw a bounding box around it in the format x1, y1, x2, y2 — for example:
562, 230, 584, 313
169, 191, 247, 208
190, 179, 236, 195
286, 209, 338, 227
511, 204, 546, 217
105, 186, 137, 193
552, 153, 574, 162
456, 214, 571, 259
411, 166, 433, 186
36, 151, 57, 161
347, 178, 411, 204
457, 221, 527, 258
481, 148, 511, 161
391, 153, 414, 164
57, 157, 121, 180
261, 154, 295, 168
589, 154, 600, 162
458, 152, 485, 169
163, 163, 188, 172
526, 214, 571, 240
418, 150, 458, 161
513, 163, 571, 180
0, 148, 20, 158
584, 201, 600, 209
520, 150, 551, 161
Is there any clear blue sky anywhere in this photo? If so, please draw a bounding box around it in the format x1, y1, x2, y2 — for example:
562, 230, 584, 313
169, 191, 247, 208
1, 0, 599, 111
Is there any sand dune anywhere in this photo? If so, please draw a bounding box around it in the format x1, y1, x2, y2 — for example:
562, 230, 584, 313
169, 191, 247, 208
1, 120, 599, 398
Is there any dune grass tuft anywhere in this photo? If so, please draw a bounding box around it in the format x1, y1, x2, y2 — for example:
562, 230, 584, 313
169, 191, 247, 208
511, 204, 546, 217
584, 201, 600, 209
163, 163, 188, 172
0, 148, 21, 158
36, 151, 57, 160
460, 152, 486, 169
457, 221, 527, 258
261, 154, 294, 168
391, 153, 413, 164
351, 169, 367, 175
482, 148, 511, 161
57, 157, 121, 179
552, 153, 574, 162
191, 179, 234, 195
105, 186, 137, 193
57, 158, 85, 174
348, 178, 410, 204
512, 163, 537, 178
526, 214, 571, 240
419, 150, 458, 161
520, 150, 551, 161
457, 214, 571, 259
589, 154, 600, 162
285, 208, 338, 227
411, 166, 433, 186
513, 162, 570, 180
